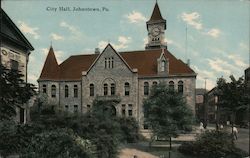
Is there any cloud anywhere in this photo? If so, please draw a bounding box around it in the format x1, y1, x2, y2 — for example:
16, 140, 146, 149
181, 12, 203, 30
50, 33, 64, 41
125, 11, 146, 24
60, 21, 82, 40
228, 54, 248, 68
207, 58, 234, 75
98, 36, 132, 50
206, 28, 221, 38
18, 21, 40, 39
164, 37, 174, 45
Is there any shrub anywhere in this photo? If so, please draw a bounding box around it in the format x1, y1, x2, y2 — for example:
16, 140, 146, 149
21, 128, 95, 158
179, 130, 248, 158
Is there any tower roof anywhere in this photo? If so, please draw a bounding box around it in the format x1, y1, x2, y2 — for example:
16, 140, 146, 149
39, 46, 60, 80
148, 2, 165, 22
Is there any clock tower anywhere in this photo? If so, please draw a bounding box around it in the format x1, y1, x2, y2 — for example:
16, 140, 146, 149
146, 2, 167, 50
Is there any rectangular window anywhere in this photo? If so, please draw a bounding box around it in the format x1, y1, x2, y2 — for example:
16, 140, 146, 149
74, 85, 78, 98
111, 83, 115, 95
74, 105, 78, 113
42, 85, 47, 93
104, 84, 108, 96
65, 105, 69, 111
128, 110, 133, 116
121, 104, 126, 117
10, 60, 19, 70
128, 104, 133, 116
51, 85, 56, 98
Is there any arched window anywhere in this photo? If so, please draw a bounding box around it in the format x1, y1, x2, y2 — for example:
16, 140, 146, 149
178, 81, 184, 94
111, 83, 115, 95
42, 84, 47, 93
74, 85, 78, 98
104, 83, 108, 96
169, 81, 174, 91
87, 105, 91, 112
152, 81, 157, 86
90, 84, 94, 96
51, 85, 56, 98
65, 85, 69, 98
125, 82, 130, 96
144, 82, 149, 95
161, 60, 166, 72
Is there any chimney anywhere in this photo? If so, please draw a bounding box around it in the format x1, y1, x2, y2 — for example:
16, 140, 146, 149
187, 59, 190, 66
95, 48, 100, 54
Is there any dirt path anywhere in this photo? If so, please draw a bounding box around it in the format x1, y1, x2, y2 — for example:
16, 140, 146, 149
119, 148, 158, 158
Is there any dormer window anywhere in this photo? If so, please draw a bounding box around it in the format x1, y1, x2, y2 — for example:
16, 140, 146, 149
161, 60, 166, 72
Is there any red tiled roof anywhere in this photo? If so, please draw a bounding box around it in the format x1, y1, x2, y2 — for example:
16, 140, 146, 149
39, 48, 195, 81
39, 47, 60, 80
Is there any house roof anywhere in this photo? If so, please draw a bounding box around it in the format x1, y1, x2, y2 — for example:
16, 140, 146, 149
0, 9, 34, 51
38, 47, 196, 81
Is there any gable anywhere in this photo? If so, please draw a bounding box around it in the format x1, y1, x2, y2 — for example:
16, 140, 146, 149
1, 9, 34, 51
86, 44, 134, 75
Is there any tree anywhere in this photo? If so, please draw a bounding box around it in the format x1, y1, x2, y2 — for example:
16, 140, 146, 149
215, 75, 249, 137
143, 82, 193, 151
0, 65, 36, 120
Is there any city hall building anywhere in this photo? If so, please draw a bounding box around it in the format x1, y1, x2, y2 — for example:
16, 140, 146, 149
38, 2, 196, 128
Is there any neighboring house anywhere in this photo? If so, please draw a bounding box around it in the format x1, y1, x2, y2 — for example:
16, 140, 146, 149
0, 9, 34, 123
38, 2, 196, 128
195, 88, 206, 121
206, 88, 219, 123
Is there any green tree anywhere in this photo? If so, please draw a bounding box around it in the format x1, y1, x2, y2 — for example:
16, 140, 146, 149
216, 75, 249, 136
143, 82, 193, 150
0, 65, 36, 120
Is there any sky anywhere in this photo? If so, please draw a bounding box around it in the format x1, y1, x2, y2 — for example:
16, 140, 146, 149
2, 0, 250, 90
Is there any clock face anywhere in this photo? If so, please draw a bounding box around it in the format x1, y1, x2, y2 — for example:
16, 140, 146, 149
1, 49, 7, 55
152, 26, 160, 37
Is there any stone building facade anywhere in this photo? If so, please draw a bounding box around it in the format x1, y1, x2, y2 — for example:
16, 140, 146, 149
38, 2, 196, 128
0, 9, 34, 123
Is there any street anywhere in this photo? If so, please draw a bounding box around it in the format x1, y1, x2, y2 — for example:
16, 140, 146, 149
234, 127, 249, 154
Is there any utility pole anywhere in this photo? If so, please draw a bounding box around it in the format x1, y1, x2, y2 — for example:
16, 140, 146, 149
204, 77, 208, 129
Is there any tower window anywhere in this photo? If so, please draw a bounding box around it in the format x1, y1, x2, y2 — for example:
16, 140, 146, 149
42, 85, 47, 93
178, 81, 184, 94
65, 85, 69, 98
111, 83, 116, 95
124, 82, 130, 96
161, 60, 166, 72
169, 81, 174, 91
90, 84, 94, 96
74, 85, 78, 98
144, 82, 149, 95
104, 83, 108, 96
51, 85, 56, 98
